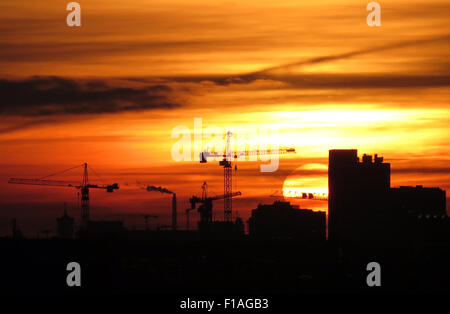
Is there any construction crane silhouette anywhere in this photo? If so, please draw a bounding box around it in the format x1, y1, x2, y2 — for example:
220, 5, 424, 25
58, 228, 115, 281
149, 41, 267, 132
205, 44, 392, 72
8, 163, 119, 227
189, 182, 241, 224
200, 131, 295, 222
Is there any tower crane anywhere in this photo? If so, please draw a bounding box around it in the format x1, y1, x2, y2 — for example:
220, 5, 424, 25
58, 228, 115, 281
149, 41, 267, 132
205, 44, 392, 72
200, 131, 295, 222
8, 163, 119, 228
189, 182, 241, 224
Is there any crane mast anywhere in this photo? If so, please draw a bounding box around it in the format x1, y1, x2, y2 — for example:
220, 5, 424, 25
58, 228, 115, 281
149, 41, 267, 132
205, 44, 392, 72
8, 163, 119, 228
200, 132, 296, 222
189, 182, 241, 225
81, 163, 89, 227
220, 132, 234, 222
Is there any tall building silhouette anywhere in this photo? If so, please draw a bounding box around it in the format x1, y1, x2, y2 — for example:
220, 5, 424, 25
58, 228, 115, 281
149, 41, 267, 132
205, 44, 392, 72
328, 149, 390, 245
329, 149, 447, 248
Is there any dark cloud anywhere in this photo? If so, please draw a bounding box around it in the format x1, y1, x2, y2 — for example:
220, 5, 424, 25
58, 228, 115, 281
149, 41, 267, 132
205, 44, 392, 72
166, 35, 450, 88
0, 76, 180, 117
163, 72, 450, 90
2, 36, 448, 122
221, 73, 450, 90
277, 73, 450, 89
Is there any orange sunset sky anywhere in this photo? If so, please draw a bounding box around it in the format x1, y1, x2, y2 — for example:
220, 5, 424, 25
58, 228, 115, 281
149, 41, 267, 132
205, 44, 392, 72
0, 0, 449, 236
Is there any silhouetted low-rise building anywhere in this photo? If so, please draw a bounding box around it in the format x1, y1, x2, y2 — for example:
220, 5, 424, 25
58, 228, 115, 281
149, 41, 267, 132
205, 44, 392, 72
328, 149, 391, 245
57, 208, 74, 239
390, 185, 446, 216
198, 218, 245, 240
82, 220, 124, 238
247, 201, 326, 242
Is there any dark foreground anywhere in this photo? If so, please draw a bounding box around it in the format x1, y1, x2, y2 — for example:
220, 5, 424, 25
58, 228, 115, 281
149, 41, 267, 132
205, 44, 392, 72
1, 232, 450, 298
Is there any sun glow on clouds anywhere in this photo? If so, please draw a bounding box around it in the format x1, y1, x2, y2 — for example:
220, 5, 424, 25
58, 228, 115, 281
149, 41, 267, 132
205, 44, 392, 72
226, 107, 448, 156
283, 163, 328, 197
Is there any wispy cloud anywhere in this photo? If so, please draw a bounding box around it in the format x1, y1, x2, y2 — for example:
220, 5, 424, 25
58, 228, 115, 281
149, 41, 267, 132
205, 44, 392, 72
245, 35, 450, 77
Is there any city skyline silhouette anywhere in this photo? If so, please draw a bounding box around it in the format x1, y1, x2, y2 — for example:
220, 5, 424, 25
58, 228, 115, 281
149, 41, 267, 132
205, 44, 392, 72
0, 0, 449, 299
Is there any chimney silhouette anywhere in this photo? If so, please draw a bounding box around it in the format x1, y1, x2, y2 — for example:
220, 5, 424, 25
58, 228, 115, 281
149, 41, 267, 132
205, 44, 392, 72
146, 185, 177, 230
